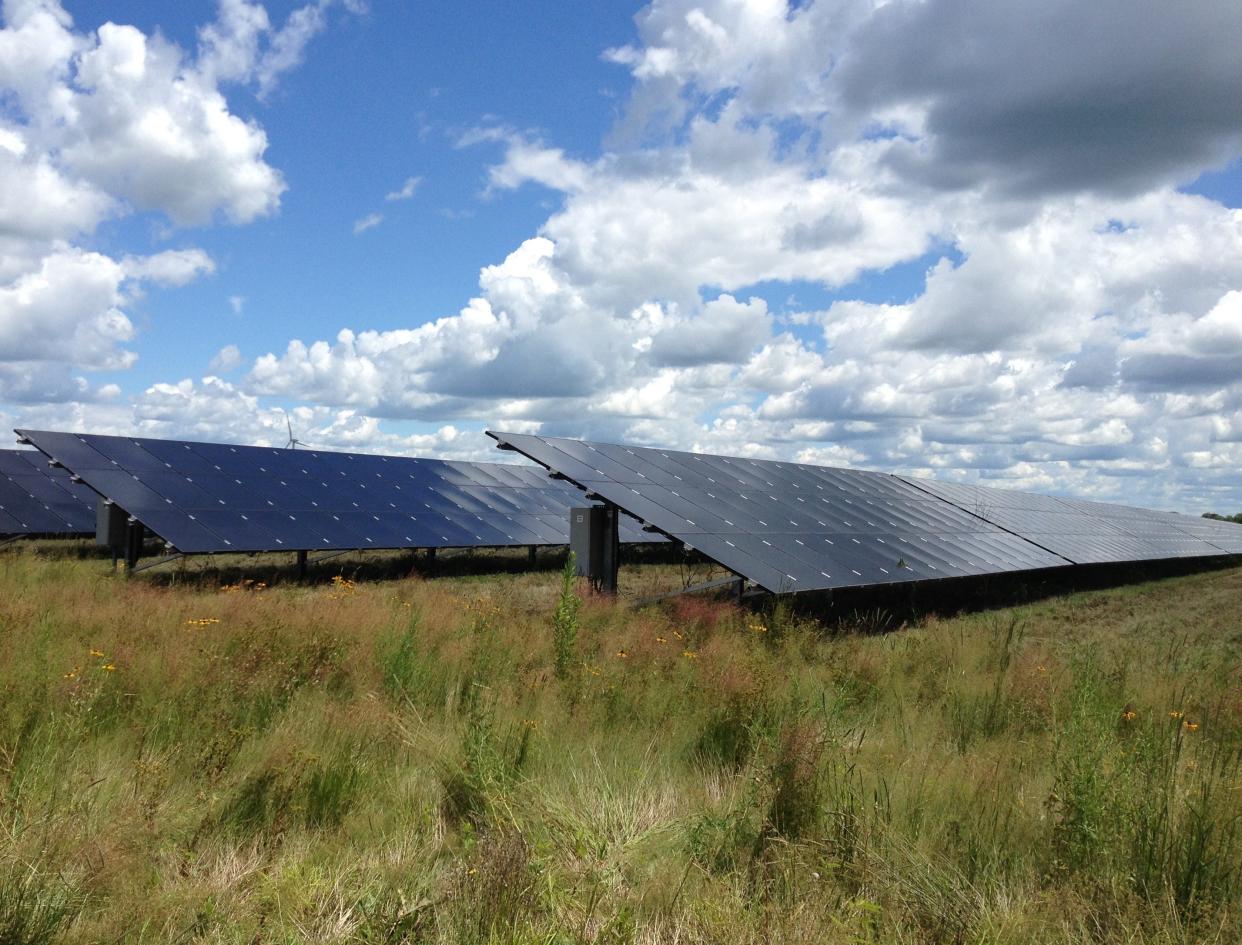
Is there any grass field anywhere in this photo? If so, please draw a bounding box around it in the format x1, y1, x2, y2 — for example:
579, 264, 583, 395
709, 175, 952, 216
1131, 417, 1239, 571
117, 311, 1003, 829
1, 545, 1241, 943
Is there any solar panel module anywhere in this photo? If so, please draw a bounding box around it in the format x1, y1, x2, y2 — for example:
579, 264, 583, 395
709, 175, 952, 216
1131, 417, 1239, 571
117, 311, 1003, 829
0, 448, 97, 537
899, 478, 1242, 562
487, 432, 1242, 594
15, 430, 658, 555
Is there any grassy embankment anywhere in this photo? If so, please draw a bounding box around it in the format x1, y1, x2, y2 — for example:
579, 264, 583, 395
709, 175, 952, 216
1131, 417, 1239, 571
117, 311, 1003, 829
1, 546, 1241, 943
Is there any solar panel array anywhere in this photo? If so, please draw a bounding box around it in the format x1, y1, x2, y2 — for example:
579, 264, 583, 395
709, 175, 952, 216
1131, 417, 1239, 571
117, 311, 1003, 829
488, 432, 1072, 592
16, 430, 656, 555
487, 432, 1242, 593
902, 477, 1242, 561
0, 449, 96, 536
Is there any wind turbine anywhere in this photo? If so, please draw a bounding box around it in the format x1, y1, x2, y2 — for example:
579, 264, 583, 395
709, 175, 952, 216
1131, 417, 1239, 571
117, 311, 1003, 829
284, 412, 309, 450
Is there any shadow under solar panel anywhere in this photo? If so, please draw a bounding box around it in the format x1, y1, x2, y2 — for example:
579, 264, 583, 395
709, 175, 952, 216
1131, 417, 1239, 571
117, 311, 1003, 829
0, 449, 96, 536
16, 430, 658, 554
488, 432, 1242, 594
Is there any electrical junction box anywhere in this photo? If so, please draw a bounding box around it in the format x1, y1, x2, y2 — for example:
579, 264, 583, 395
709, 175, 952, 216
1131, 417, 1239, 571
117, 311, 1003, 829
96, 497, 127, 548
570, 506, 607, 577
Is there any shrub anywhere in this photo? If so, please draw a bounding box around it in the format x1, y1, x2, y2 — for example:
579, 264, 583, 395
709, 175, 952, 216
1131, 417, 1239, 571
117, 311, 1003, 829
440, 685, 533, 828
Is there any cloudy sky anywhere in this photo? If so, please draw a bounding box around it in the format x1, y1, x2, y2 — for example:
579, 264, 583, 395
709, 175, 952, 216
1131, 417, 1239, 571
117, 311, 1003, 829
2, 0, 1241, 513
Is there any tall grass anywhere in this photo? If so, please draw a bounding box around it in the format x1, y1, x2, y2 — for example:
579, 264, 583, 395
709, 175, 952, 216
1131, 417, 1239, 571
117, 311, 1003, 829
0, 548, 1240, 942
552, 551, 581, 681
0, 856, 81, 945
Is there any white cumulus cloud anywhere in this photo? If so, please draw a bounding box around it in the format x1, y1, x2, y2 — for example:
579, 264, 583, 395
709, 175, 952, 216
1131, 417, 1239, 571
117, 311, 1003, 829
8, 0, 1242, 512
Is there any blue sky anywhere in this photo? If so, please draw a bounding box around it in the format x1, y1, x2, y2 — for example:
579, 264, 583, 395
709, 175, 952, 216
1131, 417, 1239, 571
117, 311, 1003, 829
3, 0, 1242, 513
68, 0, 640, 388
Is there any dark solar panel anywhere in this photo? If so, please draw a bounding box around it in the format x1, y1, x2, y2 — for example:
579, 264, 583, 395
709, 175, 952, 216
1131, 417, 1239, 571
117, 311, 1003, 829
489, 432, 1242, 593
16, 430, 657, 554
900, 477, 1240, 563
487, 432, 1073, 592
0, 448, 96, 535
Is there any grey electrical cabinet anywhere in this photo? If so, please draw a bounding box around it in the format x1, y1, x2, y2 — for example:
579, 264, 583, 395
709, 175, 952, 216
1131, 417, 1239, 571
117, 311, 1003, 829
570, 506, 607, 577
96, 498, 126, 548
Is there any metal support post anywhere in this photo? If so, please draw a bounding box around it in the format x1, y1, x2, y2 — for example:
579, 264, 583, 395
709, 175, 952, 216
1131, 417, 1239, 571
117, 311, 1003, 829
600, 503, 620, 595
527, 545, 537, 566
296, 549, 308, 579
123, 520, 143, 573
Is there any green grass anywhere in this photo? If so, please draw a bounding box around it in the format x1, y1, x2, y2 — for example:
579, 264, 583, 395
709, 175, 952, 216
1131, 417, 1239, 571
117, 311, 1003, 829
1, 545, 1241, 943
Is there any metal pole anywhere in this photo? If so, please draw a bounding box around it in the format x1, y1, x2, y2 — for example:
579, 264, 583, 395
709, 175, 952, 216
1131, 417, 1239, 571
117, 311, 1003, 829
296, 549, 308, 579
527, 545, 537, 566
129, 553, 185, 575
601, 504, 620, 594
124, 520, 143, 573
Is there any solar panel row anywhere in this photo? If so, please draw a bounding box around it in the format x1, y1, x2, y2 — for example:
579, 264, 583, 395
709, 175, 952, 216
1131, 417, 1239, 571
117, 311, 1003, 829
901, 477, 1242, 560
16, 430, 657, 555
13, 424, 1238, 591
0, 449, 96, 536
487, 431, 1242, 593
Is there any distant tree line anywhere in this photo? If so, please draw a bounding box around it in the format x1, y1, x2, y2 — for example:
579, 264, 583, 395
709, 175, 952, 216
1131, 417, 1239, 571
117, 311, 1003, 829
1202, 512, 1242, 524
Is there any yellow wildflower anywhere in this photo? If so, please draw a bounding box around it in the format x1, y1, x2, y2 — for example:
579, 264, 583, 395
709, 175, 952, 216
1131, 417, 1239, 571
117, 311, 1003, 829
1184, 720, 1200, 732
90, 649, 105, 658
1121, 709, 1137, 722
655, 636, 668, 644
1170, 710, 1184, 720
102, 663, 116, 672
683, 650, 698, 659
327, 575, 357, 600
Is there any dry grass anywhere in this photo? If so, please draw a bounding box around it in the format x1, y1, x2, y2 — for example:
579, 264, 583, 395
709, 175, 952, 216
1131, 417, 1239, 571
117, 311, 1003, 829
0, 543, 1240, 943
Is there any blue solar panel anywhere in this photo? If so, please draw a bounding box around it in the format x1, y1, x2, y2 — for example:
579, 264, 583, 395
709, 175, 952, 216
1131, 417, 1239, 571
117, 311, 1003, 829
487, 432, 1073, 592
16, 430, 657, 554
488, 432, 1242, 593
0, 448, 96, 535
900, 477, 1241, 563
